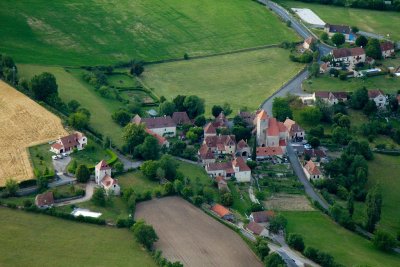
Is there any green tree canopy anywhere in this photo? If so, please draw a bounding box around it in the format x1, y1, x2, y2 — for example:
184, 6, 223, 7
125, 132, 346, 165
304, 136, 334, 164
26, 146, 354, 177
272, 97, 292, 121
132, 220, 159, 250
123, 123, 147, 154
331, 33, 345, 46
75, 164, 90, 183
159, 101, 176, 116
30, 72, 58, 101
365, 38, 382, 59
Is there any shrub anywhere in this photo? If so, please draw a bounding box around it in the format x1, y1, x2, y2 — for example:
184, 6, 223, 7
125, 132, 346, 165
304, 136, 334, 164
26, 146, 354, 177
286, 233, 305, 252
23, 199, 33, 208
132, 220, 158, 250
373, 230, 397, 252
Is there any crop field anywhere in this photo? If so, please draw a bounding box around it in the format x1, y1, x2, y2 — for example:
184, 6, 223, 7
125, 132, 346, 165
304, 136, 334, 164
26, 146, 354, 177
135, 197, 262, 267
277, 0, 400, 40
264, 194, 314, 211
0, 208, 156, 267
142, 48, 304, 114
0, 0, 299, 66
0, 81, 67, 185
283, 211, 400, 267
18, 65, 125, 147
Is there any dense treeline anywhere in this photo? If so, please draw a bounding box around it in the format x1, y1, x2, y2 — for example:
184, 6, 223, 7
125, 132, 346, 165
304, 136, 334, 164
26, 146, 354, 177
290, 0, 400, 11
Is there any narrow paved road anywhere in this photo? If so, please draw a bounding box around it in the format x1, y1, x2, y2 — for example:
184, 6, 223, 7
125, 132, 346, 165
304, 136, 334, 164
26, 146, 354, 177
54, 181, 96, 206
112, 149, 142, 170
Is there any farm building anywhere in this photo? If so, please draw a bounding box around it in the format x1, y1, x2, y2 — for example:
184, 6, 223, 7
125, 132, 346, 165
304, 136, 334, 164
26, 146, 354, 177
249, 211, 275, 224
203, 135, 236, 155
246, 221, 269, 237
211, 204, 234, 221
215, 176, 230, 192
35, 191, 54, 209
256, 146, 284, 161
50, 131, 87, 154
95, 160, 120, 196
132, 115, 176, 137
198, 144, 216, 165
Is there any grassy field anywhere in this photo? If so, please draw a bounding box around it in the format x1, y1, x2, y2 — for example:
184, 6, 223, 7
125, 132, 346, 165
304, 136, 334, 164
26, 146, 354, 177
142, 48, 304, 115
107, 73, 137, 88
18, 65, 126, 147
69, 140, 111, 167
29, 143, 55, 175
277, 0, 400, 40
352, 154, 400, 235
117, 171, 159, 195
0, 0, 299, 66
303, 74, 400, 95
0, 208, 156, 267
283, 211, 400, 267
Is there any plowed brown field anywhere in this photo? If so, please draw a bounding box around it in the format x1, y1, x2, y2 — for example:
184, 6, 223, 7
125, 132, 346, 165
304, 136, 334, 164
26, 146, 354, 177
0, 81, 67, 185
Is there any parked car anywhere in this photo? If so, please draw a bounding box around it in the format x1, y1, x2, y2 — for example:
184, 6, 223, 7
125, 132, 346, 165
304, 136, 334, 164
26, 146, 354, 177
62, 153, 68, 157
52, 155, 58, 160
57, 154, 63, 159
304, 144, 312, 149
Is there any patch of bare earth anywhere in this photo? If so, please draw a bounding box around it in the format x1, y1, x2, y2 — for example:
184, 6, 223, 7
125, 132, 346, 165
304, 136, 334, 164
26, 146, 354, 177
135, 197, 262, 267
265, 194, 314, 211
0, 81, 67, 185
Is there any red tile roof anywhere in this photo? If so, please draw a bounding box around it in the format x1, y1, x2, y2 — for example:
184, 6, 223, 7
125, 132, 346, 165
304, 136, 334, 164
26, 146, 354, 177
304, 160, 322, 176
232, 157, 250, 172
256, 147, 283, 157
331, 92, 348, 100
267, 118, 280, 136
145, 128, 167, 146
368, 89, 385, 99
279, 139, 287, 147
204, 135, 236, 150
380, 41, 394, 52
206, 161, 232, 172
51, 143, 63, 150
257, 110, 269, 120
332, 47, 365, 58
204, 122, 216, 135
35, 192, 54, 207
315, 91, 330, 99
133, 115, 176, 129
237, 139, 249, 150
101, 175, 118, 188
246, 221, 266, 235
251, 211, 275, 223
96, 160, 110, 171
198, 144, 214, 160
284, 118, 303, 136
172, 112, 191, 125
60, 133, 80, 150
304, 36, 316, 45
211, 204, 231, 218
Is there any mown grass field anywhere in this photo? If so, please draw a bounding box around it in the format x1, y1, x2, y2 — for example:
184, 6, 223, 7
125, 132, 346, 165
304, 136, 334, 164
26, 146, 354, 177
283, 211, 400, 267
142, 48, 304, 115
0, 208, 156, 267
29, 143, 55, 175
0, 0, 299, 66
18, 65, 125, 147
277, 0, 400, 40
352, 154, 400, 235
118, 171, 159, 195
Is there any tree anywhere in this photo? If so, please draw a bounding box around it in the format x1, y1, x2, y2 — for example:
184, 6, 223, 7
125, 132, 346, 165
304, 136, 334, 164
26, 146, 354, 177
332, 126, 350, 145
130, 61, 144, 76
347, 192, 355, 217
350, 87, 369, 109
272, 97, 292, 121
363, 100, 377, 116
365, 38, 382, 59
181, 186, 193, 199
67, 100, 81, 113
373, 230, 396, 252
338, 114, 351, 129
194, 115, 206, 127
30, 72, 58, 101
137, 135, 160, 160
68, 159, 78, 173
365, 186, 382, 232
173, 179, 183, 194
355, 35, 368, 47
5, 179, 18, 196
141, 160, 160, 180
193, 195, 204, 206
269, 214, 287, 234
252, 138, 257, 161
331, 33, 345, 46
128, 101, 142, 116
164, 182, 175, 196
68, 111, 90, 130
264, 253, 285, 267
112, 109, 131, 126
286, 233, 305, 252
173, 95, 186, 112
309, 137, 320, 149
75, 164, 90, 183
388, 95, 399, 112
255, 238, 270, 261
183, 95, 205, 119
221, 192, 233, 206
222, 102, 232, 116
299, 106, 322, 124
320, 32, 329, 41
92, 188, 106, 206
232, 126, 251, 142
132, 220, 159, 250
113, 161, 124, 173
123, 123, 147, 154
203, 187, 214, 203
309, 62, 320, 77
212, 105, 223, 118
159, 101, 176, 116
159, 155, 178, 180
351, 26, 359, 33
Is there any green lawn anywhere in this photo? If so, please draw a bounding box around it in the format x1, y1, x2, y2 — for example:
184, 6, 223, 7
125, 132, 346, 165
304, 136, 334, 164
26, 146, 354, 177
142, 48, 304, 115
117, 171, 159, 195
0, 0, 299, 66
276, 0, 400, 41
228, 182, 253, 216
303, 74, 400, 95
283, 211, 400, 267
18, 65, 126, 147
107, 73, 137, 88
69, 140, 111, 168
28, 143, 54, 175
0, 208, 156, 267
353, 154, 400, 235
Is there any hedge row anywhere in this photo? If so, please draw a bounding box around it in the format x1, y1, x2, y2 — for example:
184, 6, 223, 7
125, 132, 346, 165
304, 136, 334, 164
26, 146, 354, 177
88, 149, 118, 171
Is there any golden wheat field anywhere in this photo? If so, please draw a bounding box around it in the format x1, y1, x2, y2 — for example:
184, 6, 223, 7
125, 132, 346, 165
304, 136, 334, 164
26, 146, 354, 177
0, 81, 67, 185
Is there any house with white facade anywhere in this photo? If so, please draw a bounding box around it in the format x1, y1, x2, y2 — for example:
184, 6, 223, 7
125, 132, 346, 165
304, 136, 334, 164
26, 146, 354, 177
313, 91, 348, 106
205, 157, 251, 182
132, 115, 176, 137
50, 131, 87, 154
368, 89, 387, 109
380, 41, 395, 58
303, 36, 316, 50
203, 134, 236, 155
303, 160, 323, 180
95, 160, 120, 196
284, 118, 305, 142
331, 47, 365, 68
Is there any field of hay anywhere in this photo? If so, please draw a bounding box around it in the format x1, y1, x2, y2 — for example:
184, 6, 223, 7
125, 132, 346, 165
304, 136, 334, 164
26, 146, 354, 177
0, 81, 67, 185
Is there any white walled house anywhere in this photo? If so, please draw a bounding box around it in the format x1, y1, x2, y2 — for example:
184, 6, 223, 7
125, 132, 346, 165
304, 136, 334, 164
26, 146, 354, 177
303, 160, 323, 180
368, 89, 387, 109
331, 47, 365, 68
50, 132, 87, 154
380, 42, 395, 58
95, 160, 120, 196
132, 115, 176, 137
205, 157, 251, 183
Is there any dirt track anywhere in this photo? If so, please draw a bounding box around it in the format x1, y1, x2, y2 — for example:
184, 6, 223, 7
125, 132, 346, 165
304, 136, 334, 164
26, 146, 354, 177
135, 197, 262, 267
0, 81, 67, 185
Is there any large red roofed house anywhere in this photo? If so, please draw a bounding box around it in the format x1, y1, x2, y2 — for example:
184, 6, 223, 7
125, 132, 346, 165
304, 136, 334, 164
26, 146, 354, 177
172, 111, 192, 125
250, 210, 275, 224
246, 221, 269, 237
368, 89, 387, 108
205, 157, 251, 182
284, 118, 305, 142
35, 191, 54, 209
303, 160, 323, 180
255, 110, 287, 148
380, 41, 395, 58
331, 47, 365, 68
95, 160, 120, 195
203, 122, 217, 137
198, 143, 216, 165
212, 112, 229, 129
51, 131, 87, 154
204, 135, 236, 155
256, 146, 284, 161
211, 204, 234, 221
132, 114, 176, 137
